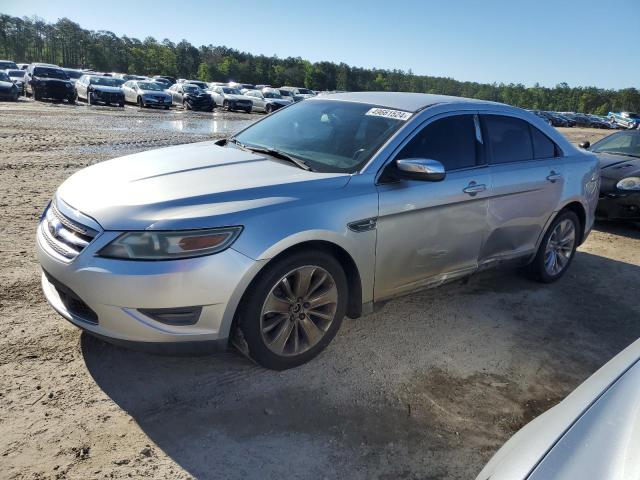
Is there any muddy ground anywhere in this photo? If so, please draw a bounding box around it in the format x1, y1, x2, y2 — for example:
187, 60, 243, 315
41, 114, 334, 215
1, 99, 639, 480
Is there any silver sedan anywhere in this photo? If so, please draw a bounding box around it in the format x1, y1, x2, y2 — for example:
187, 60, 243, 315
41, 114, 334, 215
478, 337, 640, 479
121, 80, 172, 109
36, 92, 599, 370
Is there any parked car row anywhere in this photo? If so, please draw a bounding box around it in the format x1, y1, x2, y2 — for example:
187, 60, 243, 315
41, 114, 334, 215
529, 110, 624, 129
0, 59, 321, 113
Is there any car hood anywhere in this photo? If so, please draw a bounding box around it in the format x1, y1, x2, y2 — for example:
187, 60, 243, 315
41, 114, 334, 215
476, 337, 640, 480
34, 77, 70, 85
226, 94, 251, 101
140, 89, 169, 95
269, 99, 291, 106
595, 152, 640, 180
527, 358, 640, 480
57, 141, 350, 231
91, 85, 123, 93
0, 80, 15, 89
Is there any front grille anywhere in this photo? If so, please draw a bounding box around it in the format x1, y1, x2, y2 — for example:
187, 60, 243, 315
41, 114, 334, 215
41, 203, 98, 260
44, 270, 99, 324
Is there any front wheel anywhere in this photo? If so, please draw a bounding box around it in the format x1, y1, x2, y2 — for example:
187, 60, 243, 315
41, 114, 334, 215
528, 210, 579, 283
223, 100, 230, 111
137, 96, 144, 108
237, 251, 348, 370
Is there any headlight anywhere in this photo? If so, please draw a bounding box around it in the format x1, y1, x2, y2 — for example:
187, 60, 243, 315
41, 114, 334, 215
617, 177, 640, 191
97, 227, 242, 260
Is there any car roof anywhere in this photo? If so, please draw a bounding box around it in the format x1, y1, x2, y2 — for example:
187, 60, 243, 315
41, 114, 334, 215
315, 91, 502, 112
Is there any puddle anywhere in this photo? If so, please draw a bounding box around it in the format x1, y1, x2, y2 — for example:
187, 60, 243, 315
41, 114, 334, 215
154, 116, 255, 135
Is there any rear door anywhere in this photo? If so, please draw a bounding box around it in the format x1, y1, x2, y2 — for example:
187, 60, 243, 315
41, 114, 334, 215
479, 113, 564, 264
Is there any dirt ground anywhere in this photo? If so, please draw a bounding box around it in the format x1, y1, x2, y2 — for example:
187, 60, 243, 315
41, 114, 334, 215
1, 99, 639, 480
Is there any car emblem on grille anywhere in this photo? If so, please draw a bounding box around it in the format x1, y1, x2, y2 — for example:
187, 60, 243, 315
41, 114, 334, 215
48, 217, 62, 237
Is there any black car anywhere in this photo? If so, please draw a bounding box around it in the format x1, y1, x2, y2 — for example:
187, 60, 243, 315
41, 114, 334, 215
24, 64, 75, 103
0, 71, 20, 101
168, 83, 214, 111
581, 130, 640, 221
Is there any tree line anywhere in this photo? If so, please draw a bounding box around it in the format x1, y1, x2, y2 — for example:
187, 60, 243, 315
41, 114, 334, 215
1, 14, 639, 115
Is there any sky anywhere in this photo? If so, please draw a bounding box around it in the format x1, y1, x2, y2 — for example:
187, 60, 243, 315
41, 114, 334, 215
2, 0, 639, 90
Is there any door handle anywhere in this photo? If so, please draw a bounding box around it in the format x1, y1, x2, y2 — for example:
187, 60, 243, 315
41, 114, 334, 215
463, 182, 487, 196
546, 171, 563, 183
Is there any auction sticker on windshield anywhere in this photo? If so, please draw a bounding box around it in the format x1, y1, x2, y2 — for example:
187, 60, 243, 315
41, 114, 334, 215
365, 107, 412, 121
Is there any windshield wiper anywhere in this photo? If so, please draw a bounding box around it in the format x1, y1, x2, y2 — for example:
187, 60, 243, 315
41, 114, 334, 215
223, 139, 312, 171
242, 144, 312, 171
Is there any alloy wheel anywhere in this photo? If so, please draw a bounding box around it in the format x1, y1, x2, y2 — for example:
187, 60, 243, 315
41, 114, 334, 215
544, 219, 576, 276
260, 266, 338, 356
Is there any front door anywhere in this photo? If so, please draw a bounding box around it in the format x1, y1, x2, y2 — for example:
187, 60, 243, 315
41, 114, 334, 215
375, 113, 490, 300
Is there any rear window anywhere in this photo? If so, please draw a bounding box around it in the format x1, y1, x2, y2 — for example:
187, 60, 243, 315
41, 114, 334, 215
483, 115, 533, 164
530, 126, 557, 159
398, 115, 478, 170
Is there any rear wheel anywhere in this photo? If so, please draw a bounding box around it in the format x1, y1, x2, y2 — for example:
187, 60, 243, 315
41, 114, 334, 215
33, 89, 41, 101
265, 104, 272, 114
528, 211, 579, 283
237, 251, 348, 370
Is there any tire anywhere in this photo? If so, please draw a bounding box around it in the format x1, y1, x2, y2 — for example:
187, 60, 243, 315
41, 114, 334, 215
87, 91, 92, 105
528, 210, 580, 283
33, 89, 41, 101
137, 96, 144, 108
119, 102, 125, 108
163, 105, 170, 110
67, 95, 75, 105
237, 250, 348, 370
11, 91, 18, 102
223, 100, 230, 111
206, 106, 214, 112
184, 100, 191, 110
265, 104, 272, 114
244, 107, 252, 114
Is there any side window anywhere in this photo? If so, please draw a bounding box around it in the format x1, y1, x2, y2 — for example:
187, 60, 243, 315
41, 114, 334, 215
483, 115, 533, 164
530, 126, 557, 159
397, 114, 478, 170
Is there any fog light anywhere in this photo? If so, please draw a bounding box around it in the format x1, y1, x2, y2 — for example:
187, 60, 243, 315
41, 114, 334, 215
138, 306, 202, 326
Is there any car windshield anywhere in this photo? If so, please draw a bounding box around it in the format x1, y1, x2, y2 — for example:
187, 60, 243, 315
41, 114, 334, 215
232, 99, 407, 173
264, 92, 282, 99
591, 132, 640, 157
33, 67, 69, 80
183, 84, 201, 92
139, 82, 164, 91
279, 90, 293, 96
0, 61, 17, 69
625, 112, 640, 119
90, 76, 123, 87
297, 88, 313, 95
222, 87, 241, 94
0, 72, 10, 81
64, 70, 82, 79
7, 70, 23, 78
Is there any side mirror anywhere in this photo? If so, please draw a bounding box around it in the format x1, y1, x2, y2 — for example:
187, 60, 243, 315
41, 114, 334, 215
579, 141, 590, 149
395, 158, 446, 182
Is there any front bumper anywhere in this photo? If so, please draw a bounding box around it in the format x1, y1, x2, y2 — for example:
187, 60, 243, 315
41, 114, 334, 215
142, 95, 172, 107
0, 88, 18, 99
90, 91, 124, 105
596, 192, 640, 220
36, 210, 264, 350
